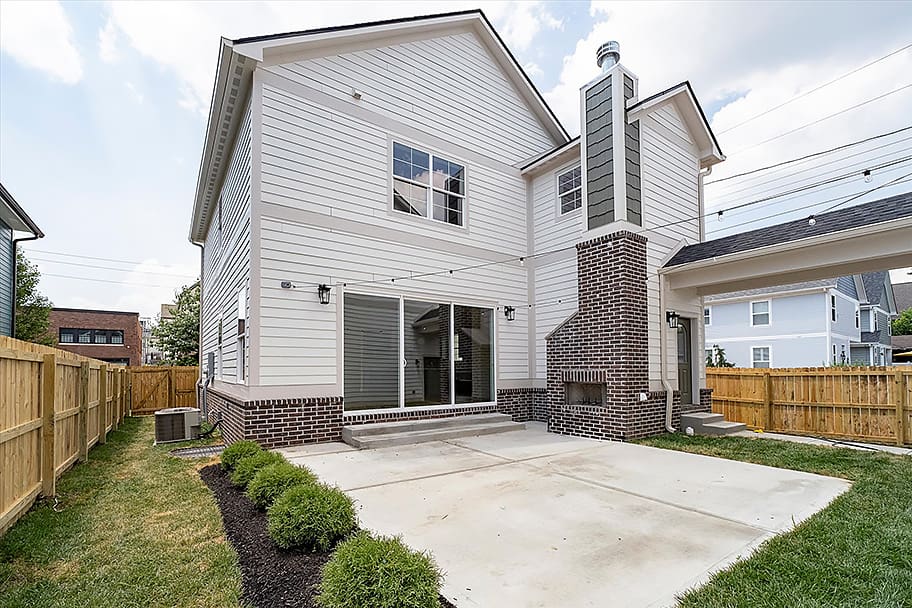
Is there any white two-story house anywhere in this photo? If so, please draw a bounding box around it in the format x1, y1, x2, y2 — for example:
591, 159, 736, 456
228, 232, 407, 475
704, 271, 896, 368
189, 10, 728, 447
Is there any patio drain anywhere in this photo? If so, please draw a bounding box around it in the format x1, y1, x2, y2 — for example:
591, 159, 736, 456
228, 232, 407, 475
170, 445, 225, 459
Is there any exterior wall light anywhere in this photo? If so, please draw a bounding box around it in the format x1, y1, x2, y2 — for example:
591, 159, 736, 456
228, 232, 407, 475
666, 310, 679, 329
318, 284, 331, 305
504, 306, 516, 322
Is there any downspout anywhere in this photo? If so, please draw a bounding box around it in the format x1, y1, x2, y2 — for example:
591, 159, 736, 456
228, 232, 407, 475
11, 233, 44, 338
191, 240, 209, 418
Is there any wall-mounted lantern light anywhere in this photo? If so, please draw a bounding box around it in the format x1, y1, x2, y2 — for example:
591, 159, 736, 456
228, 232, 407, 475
504, 306, 516, 322
318, 284, 332, 305
666, 310, 679, 329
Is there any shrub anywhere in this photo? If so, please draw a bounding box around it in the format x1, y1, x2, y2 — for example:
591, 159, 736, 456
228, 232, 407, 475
317, 531, 442, 608
246, 462, 318, 510
267, 483, 357, 551
220, 440, 262, 471
230, 451, 285, 488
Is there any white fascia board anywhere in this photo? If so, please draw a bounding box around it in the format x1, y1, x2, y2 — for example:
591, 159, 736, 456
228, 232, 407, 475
521, 139, 580, 176
661, 215, 912, 278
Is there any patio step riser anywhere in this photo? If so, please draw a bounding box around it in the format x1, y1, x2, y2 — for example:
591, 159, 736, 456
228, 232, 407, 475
343, 413, 513, 437
343, 420, 526, 449
680, 413, 745, 436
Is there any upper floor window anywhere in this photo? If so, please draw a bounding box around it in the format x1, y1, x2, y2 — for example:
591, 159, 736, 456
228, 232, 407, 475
60, 328, 124, 345
751, 301, 770, 326
392, 142, 465, 227
830, 295, 837, 322
557, 166, 582, 214
703, 307, 711, 326
855, 309, 860, 329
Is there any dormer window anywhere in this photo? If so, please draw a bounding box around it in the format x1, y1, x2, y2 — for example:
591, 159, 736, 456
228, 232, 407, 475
392, 142, 465, 227
557, 166, 582, 214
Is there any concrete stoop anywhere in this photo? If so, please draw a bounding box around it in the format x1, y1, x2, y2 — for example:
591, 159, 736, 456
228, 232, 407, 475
680, 412, 747, 437
341, 413, 526, 449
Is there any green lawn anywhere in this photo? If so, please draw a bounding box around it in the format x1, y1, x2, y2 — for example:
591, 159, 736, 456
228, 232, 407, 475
636, 433, 912, 608
0, 417, 244, 608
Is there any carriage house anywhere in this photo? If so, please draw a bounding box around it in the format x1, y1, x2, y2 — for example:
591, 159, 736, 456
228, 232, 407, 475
190, 10, 731, 448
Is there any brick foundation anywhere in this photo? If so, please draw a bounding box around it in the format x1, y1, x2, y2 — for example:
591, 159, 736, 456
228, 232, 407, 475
343, 404, 497, 426
495, 388, 548, 423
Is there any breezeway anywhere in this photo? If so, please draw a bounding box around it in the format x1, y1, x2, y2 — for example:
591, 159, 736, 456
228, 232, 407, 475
279, 425, 849, 608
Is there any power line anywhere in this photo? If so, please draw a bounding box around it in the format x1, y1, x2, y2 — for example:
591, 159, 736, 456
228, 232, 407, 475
25, 248, 191, 269
30, 256, 197, 279
705, 126, 912, 185
42, 273, 180, 289
718, 43, 912, 134
819, 170, 912, 215
729, 84, 912, 155
710, 149, 912, 203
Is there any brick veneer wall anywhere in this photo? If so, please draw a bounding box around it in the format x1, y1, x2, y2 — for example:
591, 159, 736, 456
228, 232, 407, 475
546, 231, 659, 441
49, 308, 143, 366
495, 388, 547, 423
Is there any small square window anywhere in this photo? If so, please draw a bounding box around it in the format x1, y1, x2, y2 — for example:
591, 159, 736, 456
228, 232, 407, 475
94, 331, 108, 344
78, 331, 92, 344
703, 307, 711, 326
111, 331, 124, 345
751, 301, 770, 326
60, 330, 75, 344
751, 347, 770, 368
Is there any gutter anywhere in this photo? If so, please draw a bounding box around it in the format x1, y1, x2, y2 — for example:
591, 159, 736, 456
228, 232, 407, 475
11, 231, 45, 337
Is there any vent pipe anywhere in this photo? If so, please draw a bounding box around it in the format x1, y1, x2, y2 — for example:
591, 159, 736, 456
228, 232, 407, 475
596, 41, 620, 71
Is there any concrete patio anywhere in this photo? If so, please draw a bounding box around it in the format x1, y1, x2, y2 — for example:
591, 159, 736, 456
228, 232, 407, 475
278, 424, 850, 608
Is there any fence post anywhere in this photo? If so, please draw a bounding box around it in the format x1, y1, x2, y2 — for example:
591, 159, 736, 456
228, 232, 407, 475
78, 362, 89, 462
896, 368, 907, 447
112, 371, 121, 432
98, 365, 108, 445
764, 370, 773, 431
126, 369, 133, 416
168, 368, 175, 409
40, 355, 57, 498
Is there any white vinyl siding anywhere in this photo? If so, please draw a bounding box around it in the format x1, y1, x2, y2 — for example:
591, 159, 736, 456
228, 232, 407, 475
263, 31, 556, 165
533, 257, 579, 376
202, 103, 252, 383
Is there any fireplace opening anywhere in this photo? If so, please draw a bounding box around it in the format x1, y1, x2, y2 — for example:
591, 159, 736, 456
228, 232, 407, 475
565, 382, 605, 407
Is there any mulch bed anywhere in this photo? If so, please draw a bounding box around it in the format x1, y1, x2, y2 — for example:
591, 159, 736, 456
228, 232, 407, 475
200, 465, 457, 608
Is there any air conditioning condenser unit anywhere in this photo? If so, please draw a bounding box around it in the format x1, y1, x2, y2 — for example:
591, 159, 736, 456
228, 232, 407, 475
154, 407, 201, 443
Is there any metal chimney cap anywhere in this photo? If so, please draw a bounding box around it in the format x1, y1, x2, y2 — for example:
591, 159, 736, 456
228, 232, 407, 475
596, 41, 620, 70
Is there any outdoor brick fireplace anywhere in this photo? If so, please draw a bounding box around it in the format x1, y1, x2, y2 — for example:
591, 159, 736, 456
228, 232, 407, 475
563, 370, 608, 406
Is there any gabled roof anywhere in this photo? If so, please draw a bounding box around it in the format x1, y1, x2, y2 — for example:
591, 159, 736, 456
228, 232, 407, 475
860, 271, 896, 313
190, 10, 569, 242
894, 281, 912, 311
626, 81, 725, 169
665, 192, 912, 267
0, 183, 43, 238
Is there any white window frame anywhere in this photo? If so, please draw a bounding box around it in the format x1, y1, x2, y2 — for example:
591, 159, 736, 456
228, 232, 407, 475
830, 295, 837, 323
751, 346, 771, 368
217, 317, 224, 380
750, 300, 771, 326
855, 308, 860, 329
556, 164, 582, 215
340, 288, 496, 413
236, 288, 247, 384
704, 306, 711, 326
390, 140, 467, 228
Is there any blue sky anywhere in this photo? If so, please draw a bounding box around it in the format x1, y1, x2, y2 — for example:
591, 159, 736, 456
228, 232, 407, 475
1, 1, 911, 317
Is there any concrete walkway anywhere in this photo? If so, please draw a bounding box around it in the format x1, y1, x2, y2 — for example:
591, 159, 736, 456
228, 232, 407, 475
279, 424, 850, 608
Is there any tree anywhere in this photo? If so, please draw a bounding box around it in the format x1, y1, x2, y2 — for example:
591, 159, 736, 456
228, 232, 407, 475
705, 344, 735, 368
14, 250, 54, 346
893, 308, 912, 336
153, 281, 200, 366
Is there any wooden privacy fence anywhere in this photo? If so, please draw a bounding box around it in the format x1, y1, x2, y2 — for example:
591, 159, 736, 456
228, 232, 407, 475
0, 337, 128, 535
129, 366, 198, 415
707, 367, 912, 446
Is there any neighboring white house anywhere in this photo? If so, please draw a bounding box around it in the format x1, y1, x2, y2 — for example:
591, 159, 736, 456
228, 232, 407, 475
188, 10, 730, 447
704, 272, 897, 368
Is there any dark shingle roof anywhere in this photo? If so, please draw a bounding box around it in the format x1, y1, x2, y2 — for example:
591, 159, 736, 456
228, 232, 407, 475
665, 191, 912, 267
891, 281, 912, 311
861, 271, 888, 306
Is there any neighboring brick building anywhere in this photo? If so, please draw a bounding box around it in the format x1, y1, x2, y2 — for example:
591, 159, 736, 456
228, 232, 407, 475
49, 308, 142, 366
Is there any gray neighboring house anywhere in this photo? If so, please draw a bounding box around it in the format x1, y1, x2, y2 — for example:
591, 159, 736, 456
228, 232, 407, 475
0, 183, 44, 337
890, 280, 912, 358
704, 272, 896, 368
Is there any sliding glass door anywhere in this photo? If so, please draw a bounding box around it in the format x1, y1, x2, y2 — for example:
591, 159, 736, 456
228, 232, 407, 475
343, 294, 493, 411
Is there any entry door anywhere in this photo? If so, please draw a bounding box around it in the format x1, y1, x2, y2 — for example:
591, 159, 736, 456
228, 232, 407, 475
677, 318, 693, 405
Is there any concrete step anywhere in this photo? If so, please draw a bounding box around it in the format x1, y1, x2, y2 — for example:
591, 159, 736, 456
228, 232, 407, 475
701, 421, 748, 436
680, 412, 724, 429
343, 413, 512, 438
343, 419, 525, 449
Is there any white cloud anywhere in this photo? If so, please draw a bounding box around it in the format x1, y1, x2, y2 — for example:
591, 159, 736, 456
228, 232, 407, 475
100, 1, 562, 115
125, 81, 144, 103
98, 17, 120, 63
0, 0, 83, 84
